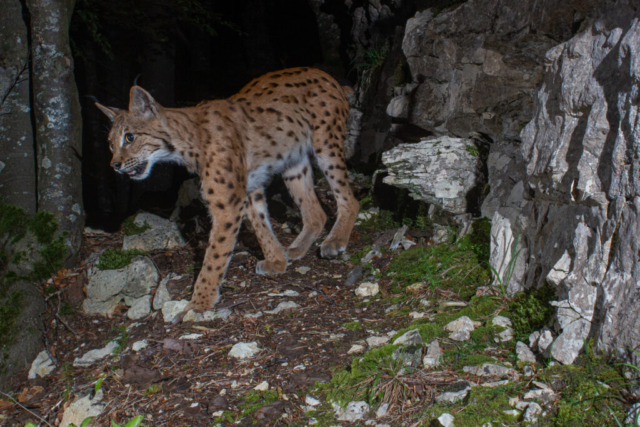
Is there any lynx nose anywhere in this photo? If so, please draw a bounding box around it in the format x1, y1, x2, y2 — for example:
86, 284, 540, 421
111, 161, 122, 171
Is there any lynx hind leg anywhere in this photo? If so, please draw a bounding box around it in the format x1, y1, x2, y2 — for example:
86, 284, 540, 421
313, 133, 359, 259
246, 188, 287, 275
283, 157, 327, 260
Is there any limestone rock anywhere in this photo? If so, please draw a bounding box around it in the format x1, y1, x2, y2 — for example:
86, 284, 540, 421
123, 212, 185, 251
366, 336, 390, 348
423, 339, 443, 368
436, 384, 470, 405
153, 273, 178, 310
381, 137, 483, 215
393, 329, 422, 346
132, 340, 148, 352
73, 341, 118, 367
444, 316, 476, 341
355, 282, 379, 298
336, 401, 369, 422
437, 413, 455, 427
84, 256, 158, 316
162, 300, 189, 323
463, 363, 518, 380
60, 389, 105, 427
264, 301, 300, 314
516, 341, 537, 363
228, 342, 261, 359
28, 350, 55, 379
392, 344, 422, 367
492, 315, 514, 342
127, 295, 151, 320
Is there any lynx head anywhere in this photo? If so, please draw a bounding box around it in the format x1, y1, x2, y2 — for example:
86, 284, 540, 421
96, 87, 180, 180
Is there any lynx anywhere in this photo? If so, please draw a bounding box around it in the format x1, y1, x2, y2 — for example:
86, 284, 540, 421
96, 67, 359, 312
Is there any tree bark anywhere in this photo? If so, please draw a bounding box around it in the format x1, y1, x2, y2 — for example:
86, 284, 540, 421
27, 0, 84, 265
0, 0, 37, 215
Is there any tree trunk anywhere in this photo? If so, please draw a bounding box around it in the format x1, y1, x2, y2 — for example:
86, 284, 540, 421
0, 0, 37, 215
27, 0, 84, 265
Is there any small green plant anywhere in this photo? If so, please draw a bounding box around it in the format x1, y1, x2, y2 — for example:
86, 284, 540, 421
465, 143, 479, 157
342, 321, 362, 331
488, 228, 522, 295
111, 415, 144, 427
353, 45, 388, 75
96, 249, 147, 270
122, 216, 151, 236
113, 325, 128, 354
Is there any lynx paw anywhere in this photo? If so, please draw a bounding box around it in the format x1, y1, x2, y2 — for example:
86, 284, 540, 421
255, 259, 287, 275
320, 239, 345, 259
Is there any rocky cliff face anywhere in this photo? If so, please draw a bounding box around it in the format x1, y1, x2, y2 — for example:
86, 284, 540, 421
487, 0, 640, 364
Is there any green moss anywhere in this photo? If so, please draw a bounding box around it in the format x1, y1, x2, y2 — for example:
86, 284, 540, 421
238, 390, 280, 419
342, 321, 362, 331
123, 216, 151, 236
507, 283, 555, 339
320, 343, 400, 406
465, 144, 479, 157
0, 203, 28, 244
28, 211, 58, 245
435, 296, 501, 326
96, 249, 148, 270
424, 385, 518, 425
386, 235, 492, 301
470, 325, 496, 345
32, 233, 67, 280
538, 358, 627, 426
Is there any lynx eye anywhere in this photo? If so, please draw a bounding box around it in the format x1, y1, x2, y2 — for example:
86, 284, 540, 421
124, 133, 135, 143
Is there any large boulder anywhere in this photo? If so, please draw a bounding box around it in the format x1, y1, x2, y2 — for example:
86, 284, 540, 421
486, 0, 640, 363
123, 212, 185, 251
382, 137, 483, 215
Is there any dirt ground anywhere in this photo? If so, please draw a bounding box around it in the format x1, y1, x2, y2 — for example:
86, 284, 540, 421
1, 179, 417, 427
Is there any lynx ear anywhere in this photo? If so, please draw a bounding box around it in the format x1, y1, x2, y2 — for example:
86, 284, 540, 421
129, 86, 161, 118
95, 103, 119, 122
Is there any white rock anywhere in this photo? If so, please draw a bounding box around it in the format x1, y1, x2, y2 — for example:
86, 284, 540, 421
355, 282, 379, 297
463, 363, 518, 379
127, 295, 152, 320
436, 386, 470, 404
60, 389, 105, 427
180, 333, 203, 340
523, 388, 556, 402
296, 266, 311, 275
122, 212, 185, 251
551, 318, 591, 364
410, 311, 428, 319
336, 401, 370, 422
228, 342, 261, 359
264, 301, 301, 314
444, 316, 476, 341
529, 331, 541, 351
348, 344, 366, 354
423, 339, 443, 368
481, 380, 510, 388
393, 329, 422, 346
132, 340, 148, 352
376, 402, 390, 418
438, 413, 455, 427
162, 300, 189, 323
305, 395, 321, 406
537, 328, 554, 354
516, 341, 537, 363
492, 315, 512, 328
523, 402, 542, 422
366, 336, 390, 348
492, 315, 514, 342
244, 312, 263, 319
204, 307, 233, 320
153, 274, 175, 310
254, 381, 269, 391
28, 350, 55, 379
73, 341, 119, 367
269, 290, 300, 297
503, 409, 520, 417
183, 310, 204, 322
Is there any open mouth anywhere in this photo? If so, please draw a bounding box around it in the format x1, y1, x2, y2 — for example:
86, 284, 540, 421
125, 161, 148, 178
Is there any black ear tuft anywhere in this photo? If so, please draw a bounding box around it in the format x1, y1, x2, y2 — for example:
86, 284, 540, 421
95, 102, 119, 122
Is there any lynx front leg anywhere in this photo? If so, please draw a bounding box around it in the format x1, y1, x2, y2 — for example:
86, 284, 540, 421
246, 188, 287, 275
187, 191, 245, 312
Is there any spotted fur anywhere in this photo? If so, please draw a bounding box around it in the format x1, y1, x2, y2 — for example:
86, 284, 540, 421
96, 67, 359, 312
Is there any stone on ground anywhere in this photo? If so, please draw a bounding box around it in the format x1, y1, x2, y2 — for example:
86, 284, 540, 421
228, 342, 261, 359
127, 295, 152, 320
355, 282, 379, 298
264, 301, 300, 314
153, 273, 179, 310
28, 350, 55, 379
60, 389, 105, 427
335, 401, 370, 422
463, 363, 518, 380
516, 341, 537, 363
123, 212, 185, 251
423, 339, 443, 368
162, 300, 189, 323
132, 340, 148, 352
392, 329, 422, 346
366, 336, 390, 348
444, 316, 476, 341
437, 413, 455, 427
73, 341, 119, 367
436, 384, 470, 405
491, 315, 514, 342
